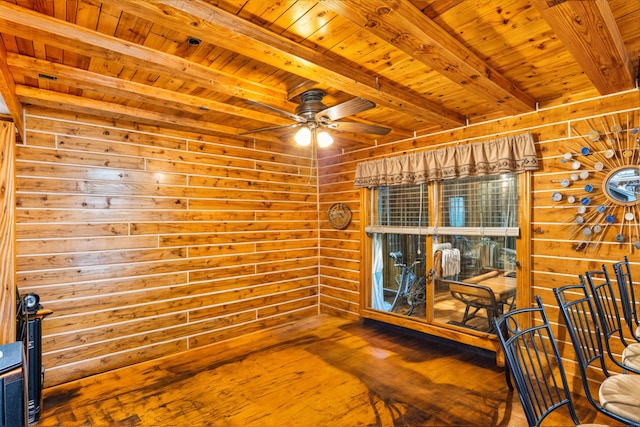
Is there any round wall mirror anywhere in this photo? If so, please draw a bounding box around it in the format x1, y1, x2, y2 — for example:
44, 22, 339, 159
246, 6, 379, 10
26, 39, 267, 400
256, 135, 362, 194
603, 166, 640, 206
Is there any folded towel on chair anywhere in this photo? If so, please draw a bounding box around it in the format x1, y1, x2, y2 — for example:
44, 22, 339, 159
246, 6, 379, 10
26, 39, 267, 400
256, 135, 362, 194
441, 248, 460, 277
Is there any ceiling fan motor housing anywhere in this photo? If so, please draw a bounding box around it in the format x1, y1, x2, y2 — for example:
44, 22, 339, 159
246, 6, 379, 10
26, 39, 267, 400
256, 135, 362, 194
295, 89, 328, 120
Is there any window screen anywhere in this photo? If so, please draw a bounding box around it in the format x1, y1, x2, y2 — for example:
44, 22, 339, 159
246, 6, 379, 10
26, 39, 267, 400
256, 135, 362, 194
439, 173, 518, 277
377, 183, 429, 227
441, 174, 518, 229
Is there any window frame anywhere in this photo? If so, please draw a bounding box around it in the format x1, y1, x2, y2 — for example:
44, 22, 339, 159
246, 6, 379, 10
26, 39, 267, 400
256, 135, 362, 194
359, 172, 531, 352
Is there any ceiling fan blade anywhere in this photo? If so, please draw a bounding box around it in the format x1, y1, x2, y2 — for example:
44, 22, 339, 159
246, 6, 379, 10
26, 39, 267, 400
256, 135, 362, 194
316, 98, 375, 121
247, 100, 306, 123
239, 123, 300, 135
328, 121, 391, 136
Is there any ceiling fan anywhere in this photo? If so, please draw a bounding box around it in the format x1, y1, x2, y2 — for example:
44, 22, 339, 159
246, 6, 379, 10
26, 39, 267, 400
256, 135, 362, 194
240, 89, 391, 147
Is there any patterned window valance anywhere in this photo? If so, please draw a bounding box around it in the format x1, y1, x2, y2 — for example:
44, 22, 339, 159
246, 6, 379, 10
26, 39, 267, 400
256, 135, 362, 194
354, 132, 538, 188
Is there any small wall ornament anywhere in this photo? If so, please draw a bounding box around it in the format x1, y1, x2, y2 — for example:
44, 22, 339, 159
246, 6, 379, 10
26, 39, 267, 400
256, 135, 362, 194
328, 203, 352, 229
553, 113, 640, 252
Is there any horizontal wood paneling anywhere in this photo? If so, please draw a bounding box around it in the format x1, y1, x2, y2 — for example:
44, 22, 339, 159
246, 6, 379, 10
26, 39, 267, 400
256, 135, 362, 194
188, 308, 319, 348
16, 110, 320, 386
17, 89, 640, 389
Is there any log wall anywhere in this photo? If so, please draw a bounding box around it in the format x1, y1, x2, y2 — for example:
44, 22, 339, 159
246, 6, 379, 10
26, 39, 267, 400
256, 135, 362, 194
14, 88, 640, 387
16, 109, 320, 386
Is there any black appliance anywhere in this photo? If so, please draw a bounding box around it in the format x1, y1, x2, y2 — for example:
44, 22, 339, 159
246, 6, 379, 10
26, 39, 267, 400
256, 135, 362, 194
0, 341, 27, 427
16, 290, 51, 426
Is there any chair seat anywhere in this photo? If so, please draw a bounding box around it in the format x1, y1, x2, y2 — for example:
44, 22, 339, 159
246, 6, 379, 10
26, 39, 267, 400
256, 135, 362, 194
622, 343, 640, 371
599, 374, 640, 424
635, 324, 640, 340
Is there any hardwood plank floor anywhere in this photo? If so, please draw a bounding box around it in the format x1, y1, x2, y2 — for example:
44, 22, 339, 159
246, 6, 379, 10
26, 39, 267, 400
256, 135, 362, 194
39, 315, 615, 426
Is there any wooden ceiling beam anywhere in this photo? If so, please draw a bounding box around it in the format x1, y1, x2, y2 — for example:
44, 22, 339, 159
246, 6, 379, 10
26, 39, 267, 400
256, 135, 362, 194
15, 86, 282, 143
533, 0, 635, 94
0, 37, 24, 138
0, 1, 288, 109
121, 0, 465, 127
322, 0, 536, 115
7, 54, 292, 128
16, 84, 383, 146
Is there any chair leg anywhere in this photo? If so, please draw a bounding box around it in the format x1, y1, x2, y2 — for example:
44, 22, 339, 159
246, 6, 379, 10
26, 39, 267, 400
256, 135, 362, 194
487, 308, 499, 332
460, 305, 473, 324
461, 305, 483, 325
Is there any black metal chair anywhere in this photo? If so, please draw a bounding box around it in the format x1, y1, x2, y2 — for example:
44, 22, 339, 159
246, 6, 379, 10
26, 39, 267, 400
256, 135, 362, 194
613, 255, 640, 342
493, 296, 587, 426
584, 268, 640, 373
554, 282, 640, 426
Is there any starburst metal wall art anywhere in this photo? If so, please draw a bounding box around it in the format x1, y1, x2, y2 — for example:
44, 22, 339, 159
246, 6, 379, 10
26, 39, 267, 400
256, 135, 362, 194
552, 113, 640, 252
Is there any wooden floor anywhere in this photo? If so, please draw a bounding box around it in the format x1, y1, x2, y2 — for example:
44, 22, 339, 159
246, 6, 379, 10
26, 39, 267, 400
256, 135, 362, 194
39, 315, 615, 426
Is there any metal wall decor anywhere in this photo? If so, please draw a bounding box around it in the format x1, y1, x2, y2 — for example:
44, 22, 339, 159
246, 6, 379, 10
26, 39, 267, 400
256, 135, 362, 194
553, 113, 640, 251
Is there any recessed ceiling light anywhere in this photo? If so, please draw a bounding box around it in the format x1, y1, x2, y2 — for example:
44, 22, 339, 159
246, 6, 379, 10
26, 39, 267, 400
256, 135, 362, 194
187, 37, 202, 46
38, 73, 57, 80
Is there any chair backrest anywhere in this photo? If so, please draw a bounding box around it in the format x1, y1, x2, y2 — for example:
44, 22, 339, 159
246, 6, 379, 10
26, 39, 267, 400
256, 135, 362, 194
612, 255, 639, 334
584, 267, 632, 349
554, 282, 640, 425
449, 281, 497, 304
493, 296, 580, 426
553, 283, 612, 414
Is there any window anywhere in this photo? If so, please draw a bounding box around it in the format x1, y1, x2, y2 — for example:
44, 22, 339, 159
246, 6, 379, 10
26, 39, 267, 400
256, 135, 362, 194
438, 174, 518, 278
368, 184, 429, 317
365, 174, 519, 333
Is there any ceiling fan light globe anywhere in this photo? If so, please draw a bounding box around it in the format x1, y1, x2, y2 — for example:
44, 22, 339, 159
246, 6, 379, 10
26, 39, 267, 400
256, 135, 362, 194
294, 127, 312, 146
317, 130, 333, 148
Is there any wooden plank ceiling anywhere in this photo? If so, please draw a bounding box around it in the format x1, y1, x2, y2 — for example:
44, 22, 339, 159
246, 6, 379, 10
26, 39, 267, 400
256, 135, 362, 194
0, 0, 638, 150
